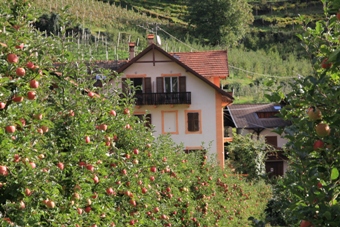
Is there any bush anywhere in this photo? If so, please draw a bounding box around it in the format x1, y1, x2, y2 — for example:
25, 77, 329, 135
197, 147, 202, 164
226, 134, 273, 181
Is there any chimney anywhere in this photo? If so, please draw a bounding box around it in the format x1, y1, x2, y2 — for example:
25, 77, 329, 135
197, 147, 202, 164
129, 42, 135, 60
147, 34, 154, 45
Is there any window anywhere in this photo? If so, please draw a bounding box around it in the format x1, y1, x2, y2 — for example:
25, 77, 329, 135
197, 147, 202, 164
265, 136, 278, 148
122, 77, 151, 94
156, 76, 186, 93
256, 112, 278, 118
188, 113, 199, 131
164, 77, 178, 93
134, 114, 152, 128
161, 111, 178, 134
185, 110, 202, 134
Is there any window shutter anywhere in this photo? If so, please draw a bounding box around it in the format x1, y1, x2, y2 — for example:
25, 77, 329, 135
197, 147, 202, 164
156, 77, 164, 93
144, 78, 152, 93
179, 76, 186, 92
188, 112, 199, 132
122, 78, 128, 94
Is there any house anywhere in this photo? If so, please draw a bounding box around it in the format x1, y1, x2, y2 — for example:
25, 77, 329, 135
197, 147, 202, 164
115, 34, 234, 168
224, 103, 290, 176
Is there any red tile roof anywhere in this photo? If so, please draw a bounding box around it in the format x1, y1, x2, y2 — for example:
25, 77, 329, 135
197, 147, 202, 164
169, 50, 229, 79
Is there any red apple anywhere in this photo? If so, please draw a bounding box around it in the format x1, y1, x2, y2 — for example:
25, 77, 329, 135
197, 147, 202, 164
0, 166, 8, 176
57, 162, 64, 170
313, 140, 324, 150
12, 96, 24, 102
16, 67, 26, 76
68, 110, 75, 117
19, 201, 25, 209
85, 136, 91, 143
97, 124, 108, 131
93, 175, 99, 184
5, 125, 16, 133
315, 123, 330, 137
29, 162, 36, 168
34, 113, 43, 120
29, 80, 39, 88
27, 91, 36, 100
300, 220, 313, 227
46, 200, 55, 209
141, 187, 147, 194
7, 53, 18, 64
86, 164, 94, 172
0, 102, 6, 109
85, 206, 91, 213
153, 207, 160, 213
150, 166, 157, 173
150, 176, 155, 181
26, 62, 35, 69
124, 108, 130, 115
307, 107, 322, 121
129, 220, 135, 226
106, 187, 114, 195
78, 161, 86, 167
37, 128, 43, 134
19, 118, 26, 127
25, 188, 32, 196
88, 92, 95, 98
15, 43, 24, 49
41, 126, 49, 133
133, 149, 139, 155
129, 199, 136, 206
317, 182, 322, 189
109, 110, 116, 116
77, 208, 83, 215
122, 169, 127, 175
321, 58, 332, 69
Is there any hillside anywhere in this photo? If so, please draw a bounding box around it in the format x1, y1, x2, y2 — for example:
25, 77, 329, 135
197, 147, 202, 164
32, 0, 316, 103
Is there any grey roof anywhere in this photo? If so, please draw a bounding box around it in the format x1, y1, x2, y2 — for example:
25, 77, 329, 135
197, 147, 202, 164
227, 103, 289, 129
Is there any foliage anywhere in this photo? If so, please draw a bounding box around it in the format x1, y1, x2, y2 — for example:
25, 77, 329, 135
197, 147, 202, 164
226, 134, 273, 181
0, 1, 271, 226
185, 0, 254, 46
224, 47, 313, 103
265, 0, 340, 226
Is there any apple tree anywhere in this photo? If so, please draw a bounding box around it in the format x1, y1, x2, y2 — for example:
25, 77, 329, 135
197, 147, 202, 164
0, 1, 272, 226
266, 0, 340, 226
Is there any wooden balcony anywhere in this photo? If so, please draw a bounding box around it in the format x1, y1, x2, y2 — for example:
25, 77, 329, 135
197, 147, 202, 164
134, 92, 191, 105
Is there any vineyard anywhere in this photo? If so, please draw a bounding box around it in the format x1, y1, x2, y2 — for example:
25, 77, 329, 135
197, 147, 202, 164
31, 0, 318, 103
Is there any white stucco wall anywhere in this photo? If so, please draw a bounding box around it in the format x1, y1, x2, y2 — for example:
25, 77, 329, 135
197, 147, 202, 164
119, 49, 219, 159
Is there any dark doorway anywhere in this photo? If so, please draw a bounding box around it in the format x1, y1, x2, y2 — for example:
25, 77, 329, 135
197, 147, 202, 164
266, 161, 284, 177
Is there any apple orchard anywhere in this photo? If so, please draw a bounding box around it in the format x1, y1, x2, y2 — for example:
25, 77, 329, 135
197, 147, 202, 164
0, 1, 271, 226
264, 2, 340, 226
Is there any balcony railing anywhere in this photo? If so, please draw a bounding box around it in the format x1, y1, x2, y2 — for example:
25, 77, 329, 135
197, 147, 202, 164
134, 92, 191, 105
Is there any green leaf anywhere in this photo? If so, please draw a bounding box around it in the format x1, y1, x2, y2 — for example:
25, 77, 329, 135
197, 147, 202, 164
328, 49, 340, 62
331, 168, 339, 180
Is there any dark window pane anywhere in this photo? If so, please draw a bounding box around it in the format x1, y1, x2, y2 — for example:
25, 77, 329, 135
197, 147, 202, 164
188, 112, 199, 132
